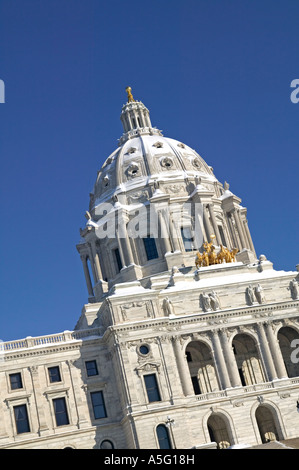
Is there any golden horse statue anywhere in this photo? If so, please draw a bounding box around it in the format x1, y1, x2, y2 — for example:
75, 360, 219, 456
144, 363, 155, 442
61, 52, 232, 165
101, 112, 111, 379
229, 248, 239, 262
195, 239, 239, 269
216, 244, 227, 264
208, 245, 217, 265
195, 252, 203, 269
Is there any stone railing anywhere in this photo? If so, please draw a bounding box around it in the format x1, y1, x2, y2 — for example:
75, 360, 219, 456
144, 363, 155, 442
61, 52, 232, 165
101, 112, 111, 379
193, 378, 299, 403
0, 327, 103, 352
243, 383, 274, 393
195, 390, 227, 401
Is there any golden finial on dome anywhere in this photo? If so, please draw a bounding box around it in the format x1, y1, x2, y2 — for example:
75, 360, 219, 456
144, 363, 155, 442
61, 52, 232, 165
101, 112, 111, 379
126, 86, 135, 103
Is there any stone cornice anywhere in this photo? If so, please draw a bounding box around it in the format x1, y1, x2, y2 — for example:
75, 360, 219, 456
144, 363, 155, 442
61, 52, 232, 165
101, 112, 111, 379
2, 301, 298, 359
107, 300, 299, 339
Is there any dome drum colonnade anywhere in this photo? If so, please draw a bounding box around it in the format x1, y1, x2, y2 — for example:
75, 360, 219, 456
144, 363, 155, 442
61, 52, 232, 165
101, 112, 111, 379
77, 89, 256, 302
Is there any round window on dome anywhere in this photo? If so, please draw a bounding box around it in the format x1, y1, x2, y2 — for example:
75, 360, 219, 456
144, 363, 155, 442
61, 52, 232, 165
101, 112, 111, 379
139, 344, 150, 355
160, 157, 173, 169
192, 158, 201, 169
127, 162, 140, 178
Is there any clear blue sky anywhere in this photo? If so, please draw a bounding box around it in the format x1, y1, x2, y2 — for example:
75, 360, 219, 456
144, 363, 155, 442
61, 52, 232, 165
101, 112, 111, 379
0, 0, 298, 341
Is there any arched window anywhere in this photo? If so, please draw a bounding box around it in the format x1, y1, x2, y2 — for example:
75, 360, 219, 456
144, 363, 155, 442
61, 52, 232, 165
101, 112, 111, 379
278, 327, 299, 378
186, 340, 218, 394
232, 333, 266, 385
255, 405, 279, 443
207, 414, 231, 449
156, 424, 172, 449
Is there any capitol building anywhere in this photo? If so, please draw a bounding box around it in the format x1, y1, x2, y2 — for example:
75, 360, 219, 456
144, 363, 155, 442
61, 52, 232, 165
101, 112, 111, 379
0, 89, 299, 449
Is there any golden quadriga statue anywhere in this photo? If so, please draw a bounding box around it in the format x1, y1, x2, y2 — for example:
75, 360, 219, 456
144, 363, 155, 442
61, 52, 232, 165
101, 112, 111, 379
195, 235, 238, 269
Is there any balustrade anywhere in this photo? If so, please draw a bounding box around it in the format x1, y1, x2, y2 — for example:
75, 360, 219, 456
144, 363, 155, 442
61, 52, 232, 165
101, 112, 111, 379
0, 328, 103, 352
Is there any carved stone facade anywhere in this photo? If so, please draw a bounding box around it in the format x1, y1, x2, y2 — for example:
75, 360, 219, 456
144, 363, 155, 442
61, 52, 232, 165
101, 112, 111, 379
0, 92, 299, 449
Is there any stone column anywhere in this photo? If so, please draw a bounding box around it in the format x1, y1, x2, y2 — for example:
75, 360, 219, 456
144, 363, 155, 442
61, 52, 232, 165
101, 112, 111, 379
118, 215, 134, 266
207, 204, 221, 245
102, 243, 113, 279
243, 219, 256, 254
169, 217, 181, 252
159, 211, 172, 254
115, 230, 126, 268
203, 204, 213, 242
139, 109, 146, 127
144, 110, 151, 127
90, 240, 103, 281
172, 337, 194, 396
233, 209, 246, 248
210, 330, 231, 389
80, 254, 94, 297
132, 110, 139, 128
226, 212, 239, 249
219, 329, 242, 387
87, 244, 98, 284
191, 201, 205, 249
127, 112, 133, 130
255, 322, 277, 381
264, 322, 288, 379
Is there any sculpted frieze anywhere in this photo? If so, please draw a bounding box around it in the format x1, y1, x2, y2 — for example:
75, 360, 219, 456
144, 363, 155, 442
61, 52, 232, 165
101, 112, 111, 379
127, 190, 149, 203
163, 184, 185, 194
120, 300, 154, 321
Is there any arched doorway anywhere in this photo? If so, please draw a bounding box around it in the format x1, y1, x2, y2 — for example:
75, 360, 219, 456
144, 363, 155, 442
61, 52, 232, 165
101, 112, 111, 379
255, 405, 279, 443
278, 327, 299, 378
232, 333, 266, 385
156, 424, 172, 449
186, 341, 219, 394
207, 414, 231, 449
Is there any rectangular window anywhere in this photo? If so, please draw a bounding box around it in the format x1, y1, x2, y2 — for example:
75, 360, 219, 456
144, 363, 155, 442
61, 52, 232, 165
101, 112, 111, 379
181, 227, 194, 252
90, 391, 107, 419
48, 366, 61, 383
114, 248, 123, 272
143, 236, 159, 261
9, 373, 23, 390
85, 360, 98, 377
144, 374, 161, 402
53, 397, 69, 426
14, 404, 30, 434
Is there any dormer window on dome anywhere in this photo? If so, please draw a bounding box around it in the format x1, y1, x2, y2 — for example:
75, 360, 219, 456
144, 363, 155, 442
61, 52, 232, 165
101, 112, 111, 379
153, 141, 164, 148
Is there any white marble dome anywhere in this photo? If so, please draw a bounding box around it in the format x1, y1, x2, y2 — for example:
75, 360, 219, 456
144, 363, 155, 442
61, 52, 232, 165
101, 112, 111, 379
78, 90, 256, 302
90, 97, 218, 213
